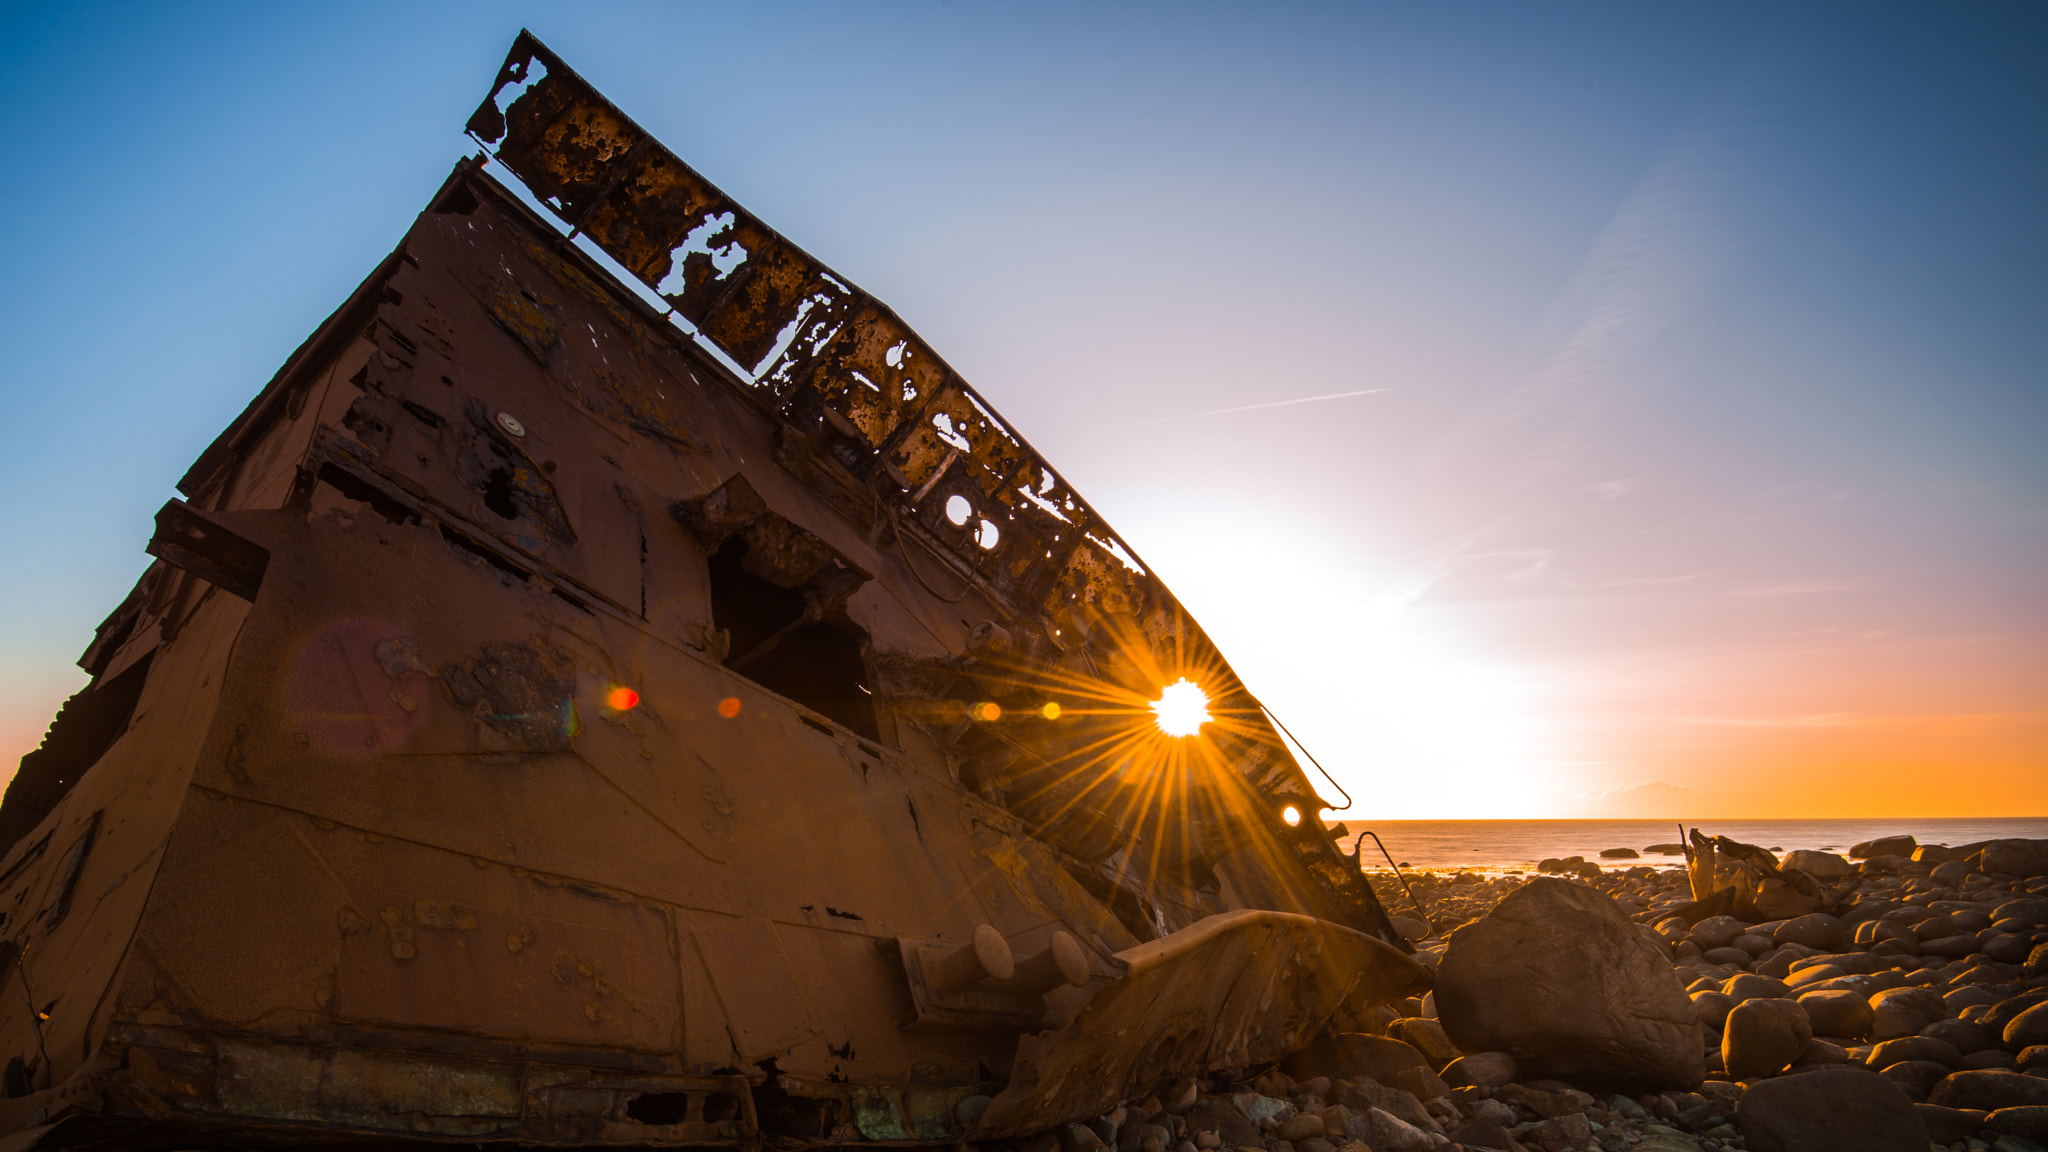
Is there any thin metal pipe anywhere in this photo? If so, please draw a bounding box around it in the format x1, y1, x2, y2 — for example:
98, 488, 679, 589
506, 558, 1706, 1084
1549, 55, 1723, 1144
1354, 830, 1432, 934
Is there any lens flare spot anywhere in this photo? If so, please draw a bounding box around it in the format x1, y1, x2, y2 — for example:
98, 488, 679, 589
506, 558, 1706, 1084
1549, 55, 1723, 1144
1150, 678, 1210, 737
1041, 701, 1062, 721
717, 697, 742, 719
606, 686, 641, 711
1282, 805, 1302, 827
972, 701, 1002, 723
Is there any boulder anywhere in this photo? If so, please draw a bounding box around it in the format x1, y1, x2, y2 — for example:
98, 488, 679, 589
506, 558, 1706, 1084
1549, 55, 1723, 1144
1984, 933, 2032, 964
1358, 1108, 1432, 1152
1914, 914, 1962, 941
1851, 835, 1917, 859
1914, 1103, 1992, 1144
1922, 1018, 2002, 1056
1691, 990, 1736, 1028
1276, 1115, 1324, 1143
1917, 935, 1982, 960
1930, 862, 1975, 886
1690, 915, 1748, 950
1978, 840, 2048, 879
1439, 1051, 1516, 1090
1781, 849, 1852, 879
1723, 998, 1813, 1079
1600, 848, 1639, 859
1735, 1065, 1927, 1152
2021, 1046, 2048, 1074
1879, 1060, 1952, 1101
1913, 844, 1961, 865
1773, 913, 1846, 950
1993, 898, 2048, 928
1869, 1035, 1965, 1070
1928, 1070, 2048, 1112
1988, 1105, 2048, 1143
1798, 990, 1874, 1038
1872, 986, 1948, 1020
1732, 933, 1775, 956
1434, 878, 1704, 1090
1384, 1017, 1457, 1069
1985, 992, 2048, 1035
2007, 1001, 2048, 1050
1723, 973, 1791, 1001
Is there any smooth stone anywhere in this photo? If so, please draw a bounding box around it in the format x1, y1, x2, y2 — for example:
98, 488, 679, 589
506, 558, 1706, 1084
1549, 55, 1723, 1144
1966, 1049, 2020, 1071
1692, 990, 1737, 1028
1917, 1102, 1993, 1143
1917, 914, 1963, 941
1439, 1052, 1516, 1090
1724, 973, 1792, 1001
2009, 1002, 2048, 1050
1786, 963, 1846, 989
1979, 841, 2048, 880
2021, 1046, 2048, 1074
1933, 860, 1976, 884
1774, 913, 1847, 950
1924, 1017, 2003, 1056
1799, 990, 1874, 1039
1870, 1035, 1967, 1070
1989, 1105, 2048, 1142
1723, 997, 1813, 1080
1992, 898, 2048, 927
1691, 915, 1749, 951
1852, 835, 1918, 859
1782, 850, 1852, 879
1930, 1070, 2048, 1112
1735, 1065, 1926, 1152
1987, 934, 2035, 964
1702, 946, 1752, 966
1277, 1114, 1325, 1143
1435, 878, 1704, 1091
1732, 933, 1775, 956
1880, 1059, 1953, 1101
1922, 934, 1985, 960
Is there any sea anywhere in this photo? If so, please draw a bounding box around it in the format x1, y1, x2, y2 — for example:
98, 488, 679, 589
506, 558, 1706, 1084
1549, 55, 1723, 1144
1334, 818, 2048, 874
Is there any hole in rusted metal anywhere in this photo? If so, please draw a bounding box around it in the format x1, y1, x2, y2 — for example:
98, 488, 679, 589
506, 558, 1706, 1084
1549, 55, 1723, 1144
625, 1091, 692, 1125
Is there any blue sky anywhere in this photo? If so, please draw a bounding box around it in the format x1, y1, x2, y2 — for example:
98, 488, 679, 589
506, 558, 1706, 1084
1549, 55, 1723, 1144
2, 2, 2042, 815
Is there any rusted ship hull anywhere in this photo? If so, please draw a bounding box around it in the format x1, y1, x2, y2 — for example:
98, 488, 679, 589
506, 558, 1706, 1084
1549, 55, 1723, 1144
0, 33, 1424, 1147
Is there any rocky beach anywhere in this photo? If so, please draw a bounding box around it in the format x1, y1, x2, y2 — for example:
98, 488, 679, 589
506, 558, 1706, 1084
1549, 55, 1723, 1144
1021, 833, 2048, 1152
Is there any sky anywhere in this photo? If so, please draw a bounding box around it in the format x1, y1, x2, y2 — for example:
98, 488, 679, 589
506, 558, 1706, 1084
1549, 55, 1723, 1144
0, 2, 2042, 819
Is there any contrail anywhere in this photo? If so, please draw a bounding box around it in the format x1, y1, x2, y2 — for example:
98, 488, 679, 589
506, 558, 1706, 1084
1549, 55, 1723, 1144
1145, 388, 1389, 425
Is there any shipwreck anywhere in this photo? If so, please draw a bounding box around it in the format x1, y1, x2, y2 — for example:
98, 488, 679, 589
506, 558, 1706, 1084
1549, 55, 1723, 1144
0, 32, 1426, 1148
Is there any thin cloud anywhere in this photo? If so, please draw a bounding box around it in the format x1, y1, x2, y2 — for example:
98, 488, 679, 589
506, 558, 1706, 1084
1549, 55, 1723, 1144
1145, 388, 1389, 425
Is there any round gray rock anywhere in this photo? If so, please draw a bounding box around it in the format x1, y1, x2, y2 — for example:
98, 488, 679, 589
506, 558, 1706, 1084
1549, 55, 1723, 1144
1735, 1066, 1927, 1152
1435, 878, 1704, 1090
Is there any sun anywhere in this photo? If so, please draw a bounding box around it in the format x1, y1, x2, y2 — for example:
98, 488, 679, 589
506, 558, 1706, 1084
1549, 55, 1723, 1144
1150, 678, 1211, 738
